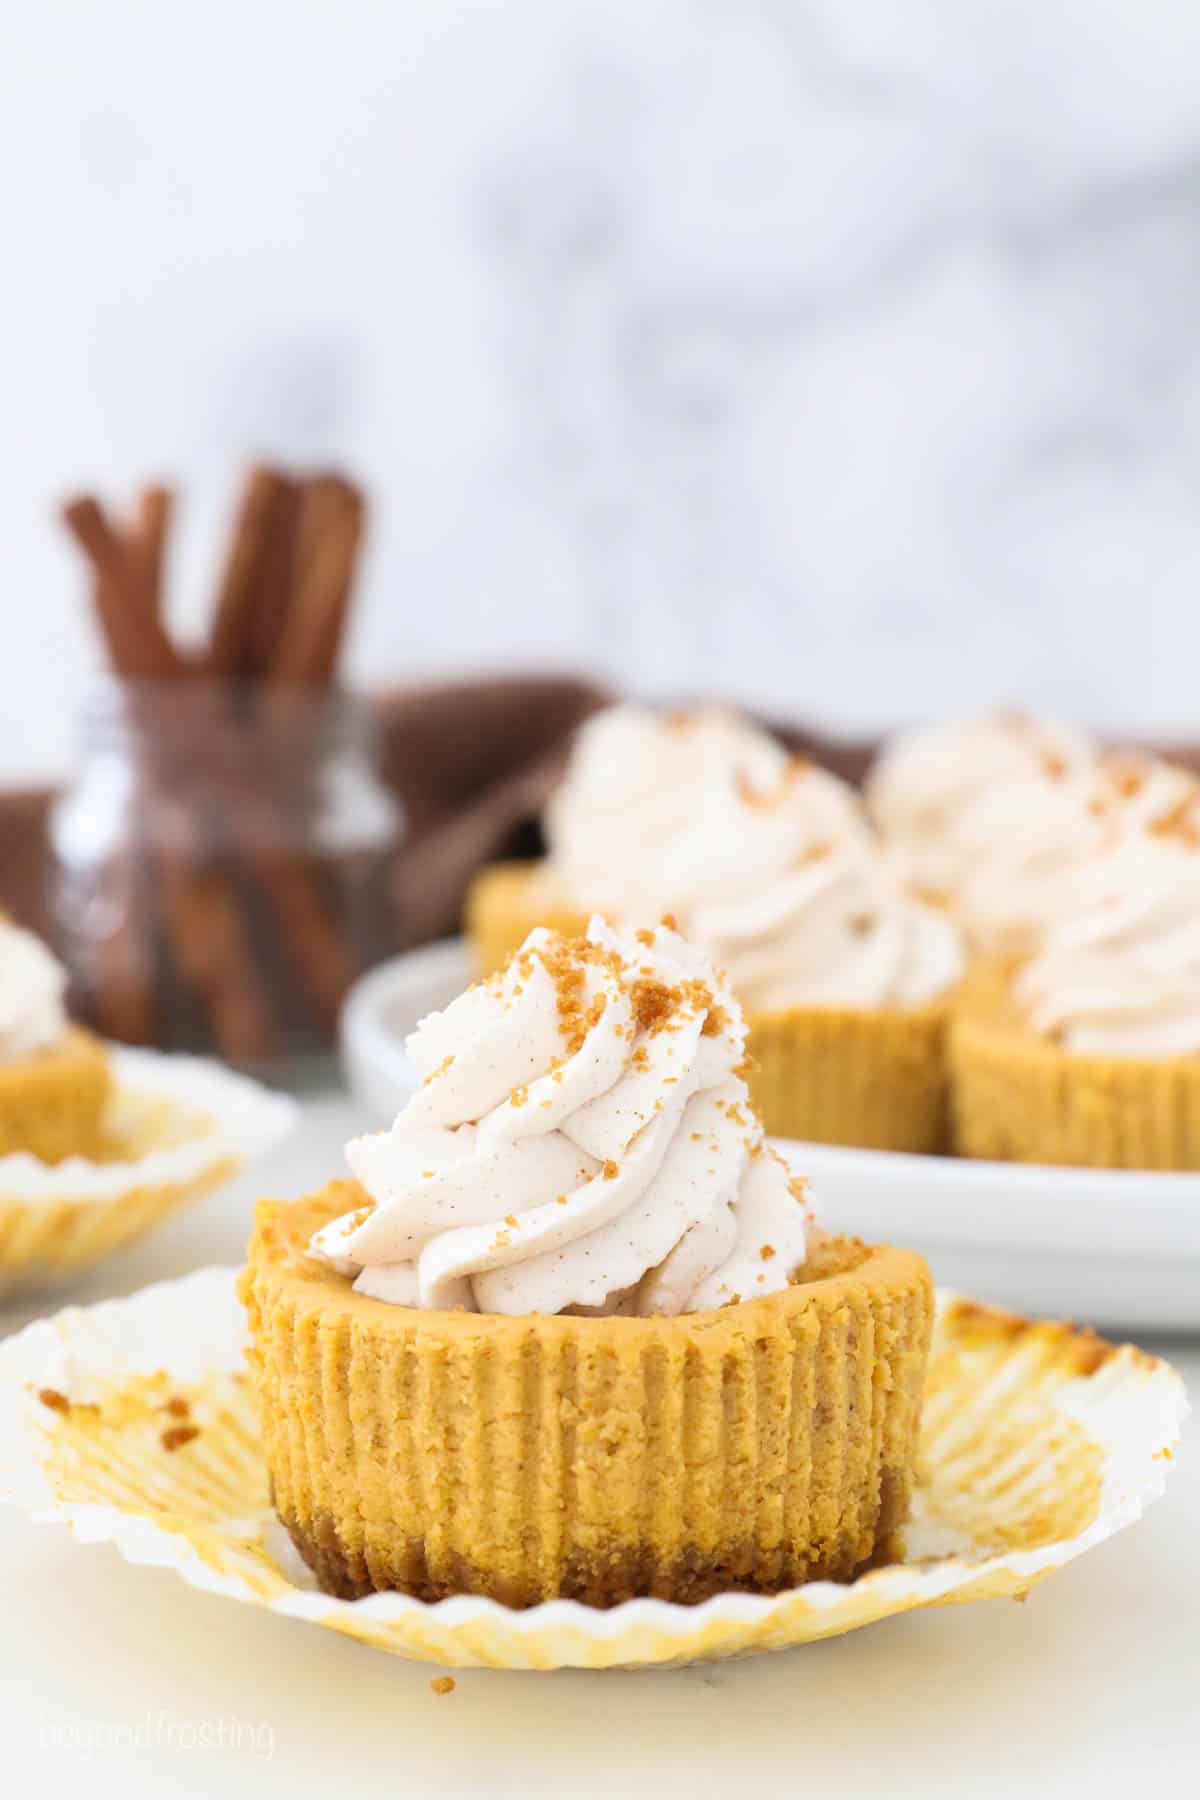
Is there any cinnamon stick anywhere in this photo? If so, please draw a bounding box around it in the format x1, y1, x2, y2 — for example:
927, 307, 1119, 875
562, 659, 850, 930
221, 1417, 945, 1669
131, 485, 172, 629
208, 465, 295, 677
244, 846, 358, 1036
269, 475, 365, 683
61, 496, 187, 679
244, 476, 302, 676
58, 460, 378, 1063
225, 719, 363, 1036
158, 852, 279, 1066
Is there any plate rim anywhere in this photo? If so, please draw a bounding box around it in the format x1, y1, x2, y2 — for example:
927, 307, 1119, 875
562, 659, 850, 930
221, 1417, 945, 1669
341, 937, 1200, 1201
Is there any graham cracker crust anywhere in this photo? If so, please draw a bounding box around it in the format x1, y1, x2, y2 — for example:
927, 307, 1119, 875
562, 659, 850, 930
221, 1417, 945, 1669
278, 1472, 911, 1608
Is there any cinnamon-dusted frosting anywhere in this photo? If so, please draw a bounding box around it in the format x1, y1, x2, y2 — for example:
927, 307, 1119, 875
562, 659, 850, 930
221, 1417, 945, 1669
1015, 807, 1200, 1056
540, 703, 871, 923
0, 920, 68, 1062
865, 711, 1098, 901
691, 847, 964, 1012
536, 701, 958, 1010
308, 918, 811, 1315
953, 752, 1199, 957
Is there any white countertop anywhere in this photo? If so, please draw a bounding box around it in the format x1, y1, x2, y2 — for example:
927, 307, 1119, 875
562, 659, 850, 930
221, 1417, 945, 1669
1, 1085, 1195, 1799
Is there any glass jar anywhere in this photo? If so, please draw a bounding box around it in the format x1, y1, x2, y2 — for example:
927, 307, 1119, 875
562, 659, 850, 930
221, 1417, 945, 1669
50, 680, 402, 1067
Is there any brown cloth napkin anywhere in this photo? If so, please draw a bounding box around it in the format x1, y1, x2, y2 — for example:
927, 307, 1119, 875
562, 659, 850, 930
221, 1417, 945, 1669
378, 673, 613, 945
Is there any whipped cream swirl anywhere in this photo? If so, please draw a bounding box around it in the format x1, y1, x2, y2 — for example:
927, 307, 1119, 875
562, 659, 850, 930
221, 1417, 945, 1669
310, 918, 811, 1315
865, 712, 1097, 901
0, 920, 68, 1061
1015, 830, 1200, 1056
953, 753, 1198, 957
539, 703, 958, 1010
691, 847, 963, 1012
540, 703, 871, 924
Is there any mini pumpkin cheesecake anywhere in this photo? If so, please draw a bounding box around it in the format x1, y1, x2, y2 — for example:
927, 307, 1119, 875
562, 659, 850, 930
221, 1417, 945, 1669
465, 705, 964, 1150
0, 919, 111, 1163
952, 820, 1200, 1168
240, 918, 933, 1607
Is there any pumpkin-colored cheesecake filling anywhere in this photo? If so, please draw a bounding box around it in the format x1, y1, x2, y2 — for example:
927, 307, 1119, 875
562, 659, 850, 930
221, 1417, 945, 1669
241, 919, 934, 1607
0, 917, 112, 1163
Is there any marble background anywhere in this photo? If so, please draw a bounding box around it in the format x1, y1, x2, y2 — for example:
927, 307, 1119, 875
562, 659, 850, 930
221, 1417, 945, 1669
4, 0, 1200, 779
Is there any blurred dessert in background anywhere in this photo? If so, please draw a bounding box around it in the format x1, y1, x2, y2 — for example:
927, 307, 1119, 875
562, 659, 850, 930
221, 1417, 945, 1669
864, 710, 1098, 907
953, 797, 1200, 1167
467, 703, 965, 1149
541, 702, 872, 924
0, 915, 112, 1162
0, 905, 295, 1296
950, 750, 1197, 959
868, 709, 1200, 1167
865, 711, 1199, 956
467, 702, 871, 965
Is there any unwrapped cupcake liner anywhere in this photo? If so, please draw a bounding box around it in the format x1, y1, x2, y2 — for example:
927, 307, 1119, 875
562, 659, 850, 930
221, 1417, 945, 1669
0, 1269, 1184, 1670
0, 1049, 296, 1297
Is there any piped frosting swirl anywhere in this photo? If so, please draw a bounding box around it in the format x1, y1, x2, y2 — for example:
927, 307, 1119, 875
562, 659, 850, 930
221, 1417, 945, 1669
541, 704, 871, 923
540, 703, 960, 1011
865, 711, 1097, 903
1015, 815, 1200, 1057
0, 919, 68, 1062
309, 918, 811, 1315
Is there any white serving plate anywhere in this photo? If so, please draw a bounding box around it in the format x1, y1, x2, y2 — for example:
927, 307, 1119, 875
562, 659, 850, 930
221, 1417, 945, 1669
340, 939, 1200, 1335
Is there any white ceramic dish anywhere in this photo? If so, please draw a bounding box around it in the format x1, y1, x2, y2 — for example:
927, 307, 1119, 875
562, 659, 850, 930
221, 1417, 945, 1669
339, 939, 1200, 1334
799, 1141, 1200, 1333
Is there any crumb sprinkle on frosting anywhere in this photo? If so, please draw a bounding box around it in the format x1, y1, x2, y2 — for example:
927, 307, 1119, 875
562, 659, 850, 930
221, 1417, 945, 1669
310, 916, 812, 1318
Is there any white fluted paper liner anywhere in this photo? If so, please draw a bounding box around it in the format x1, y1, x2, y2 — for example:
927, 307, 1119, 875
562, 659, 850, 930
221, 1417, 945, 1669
0, 1268, 1186, 1670
0, 1051, 296, 1297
